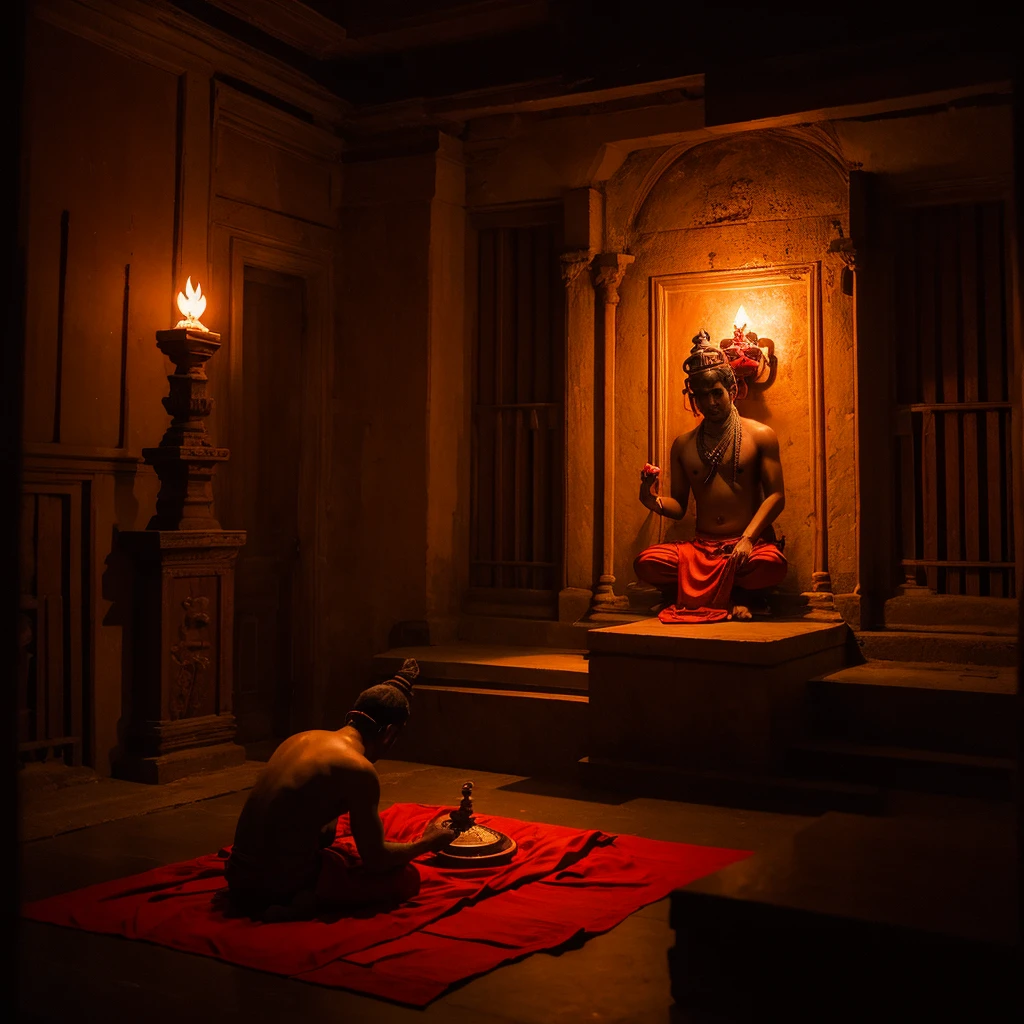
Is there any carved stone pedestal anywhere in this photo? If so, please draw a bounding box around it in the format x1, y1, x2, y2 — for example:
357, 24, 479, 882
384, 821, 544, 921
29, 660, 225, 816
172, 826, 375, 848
116, 322, 247, 783
116, 530, 246, 784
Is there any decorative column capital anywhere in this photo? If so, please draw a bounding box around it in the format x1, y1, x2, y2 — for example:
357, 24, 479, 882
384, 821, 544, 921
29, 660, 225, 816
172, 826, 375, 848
592, 253, 635, 305
560, 249, 595, 286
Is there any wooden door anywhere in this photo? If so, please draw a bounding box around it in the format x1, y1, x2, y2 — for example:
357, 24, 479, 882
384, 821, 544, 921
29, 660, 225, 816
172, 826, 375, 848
233, 267, 307, 744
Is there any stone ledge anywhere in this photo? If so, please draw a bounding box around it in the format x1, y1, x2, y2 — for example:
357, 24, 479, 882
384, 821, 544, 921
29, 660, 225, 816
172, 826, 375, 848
587, 618, 850, 665
394, 684, 588, 778
373, 644, 589, 692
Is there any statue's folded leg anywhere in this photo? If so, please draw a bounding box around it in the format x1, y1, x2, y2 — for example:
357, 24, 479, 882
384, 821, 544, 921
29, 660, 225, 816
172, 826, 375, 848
633, 543, 681, 587
734, 543, 788, 591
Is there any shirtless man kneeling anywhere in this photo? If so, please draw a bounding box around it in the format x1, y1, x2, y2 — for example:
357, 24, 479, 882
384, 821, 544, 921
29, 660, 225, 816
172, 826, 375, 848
635, 330, 787, 623
225, 659, 456, 920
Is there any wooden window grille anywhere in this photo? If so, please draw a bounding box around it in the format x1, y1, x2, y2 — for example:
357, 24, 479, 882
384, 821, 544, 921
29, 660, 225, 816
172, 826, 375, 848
894, 201, 1015, 597
18, 486, 85, 764
470, 220, 565, 603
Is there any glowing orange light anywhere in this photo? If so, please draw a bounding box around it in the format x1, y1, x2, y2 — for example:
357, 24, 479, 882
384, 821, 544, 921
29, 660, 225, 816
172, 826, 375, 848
733, 305, 751, 332
175, 277, 209, 331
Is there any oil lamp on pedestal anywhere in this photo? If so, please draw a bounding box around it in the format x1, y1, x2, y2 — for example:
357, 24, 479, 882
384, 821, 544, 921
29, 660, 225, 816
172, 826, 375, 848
116, 278, 247, 784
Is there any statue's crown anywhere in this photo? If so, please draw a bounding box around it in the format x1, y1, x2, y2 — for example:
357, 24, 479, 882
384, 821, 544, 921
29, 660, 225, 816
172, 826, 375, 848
683, 329, 728, 378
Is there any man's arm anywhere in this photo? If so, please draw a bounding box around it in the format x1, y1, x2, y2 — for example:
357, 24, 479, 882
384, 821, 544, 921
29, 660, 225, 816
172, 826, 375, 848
348, 769, 454, 872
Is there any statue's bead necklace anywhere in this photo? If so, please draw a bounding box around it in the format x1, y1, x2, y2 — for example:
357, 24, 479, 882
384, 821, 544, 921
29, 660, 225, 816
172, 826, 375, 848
696, 408, 741, 485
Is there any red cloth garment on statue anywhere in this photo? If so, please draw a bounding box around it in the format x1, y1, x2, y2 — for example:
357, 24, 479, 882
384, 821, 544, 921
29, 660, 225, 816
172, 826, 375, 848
22, 803, 750, 1007
634, 533, 787, 624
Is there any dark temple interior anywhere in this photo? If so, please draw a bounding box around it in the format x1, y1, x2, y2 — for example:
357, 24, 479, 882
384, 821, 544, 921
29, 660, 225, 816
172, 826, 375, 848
5, 3, 1022, 1021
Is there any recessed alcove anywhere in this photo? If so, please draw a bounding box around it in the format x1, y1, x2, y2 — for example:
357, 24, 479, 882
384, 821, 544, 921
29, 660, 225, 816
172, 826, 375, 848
649, 265, 823, 596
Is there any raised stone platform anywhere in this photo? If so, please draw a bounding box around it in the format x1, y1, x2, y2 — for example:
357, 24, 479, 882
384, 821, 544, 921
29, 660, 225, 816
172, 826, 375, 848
587, 619, 851, 774
371, 644, 589, 777
669, 808, 1018, 1018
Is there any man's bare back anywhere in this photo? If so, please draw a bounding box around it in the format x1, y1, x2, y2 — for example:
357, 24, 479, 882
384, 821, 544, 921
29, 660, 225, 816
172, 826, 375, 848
226, 669, 455, 917
228, 730, 377, 895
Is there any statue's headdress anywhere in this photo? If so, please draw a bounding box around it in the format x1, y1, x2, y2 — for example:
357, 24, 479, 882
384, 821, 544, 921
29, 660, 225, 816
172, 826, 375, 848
683, 329, 728, 377
683, 329, 737, 408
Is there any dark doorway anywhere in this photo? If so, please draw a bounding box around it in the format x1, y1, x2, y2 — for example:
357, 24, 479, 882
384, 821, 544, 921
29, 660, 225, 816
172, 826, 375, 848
233, 266, 307, 745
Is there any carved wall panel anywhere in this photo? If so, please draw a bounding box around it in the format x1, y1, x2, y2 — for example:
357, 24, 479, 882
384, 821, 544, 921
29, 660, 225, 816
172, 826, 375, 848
214, 84, 342, 229
18, 479, 87, 764
650, 265, 824, 596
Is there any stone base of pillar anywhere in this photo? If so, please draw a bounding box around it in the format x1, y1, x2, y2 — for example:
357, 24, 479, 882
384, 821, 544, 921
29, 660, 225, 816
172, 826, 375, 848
558, 587, 593, 624
116, 738, 245, 784
800, 590, 843, 621
588, 575, 633, 620
117, 529, 246, 784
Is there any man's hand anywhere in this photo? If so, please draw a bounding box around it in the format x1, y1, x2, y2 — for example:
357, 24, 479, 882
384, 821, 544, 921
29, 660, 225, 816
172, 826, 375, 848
727, 536, 754, 570
421, 818, 459, 851
639, 463, 661, 509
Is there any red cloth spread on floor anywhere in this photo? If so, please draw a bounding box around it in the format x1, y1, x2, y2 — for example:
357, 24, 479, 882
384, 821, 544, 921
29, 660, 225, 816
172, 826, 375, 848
22, 803, 749, 1007
634, 534, 787, 623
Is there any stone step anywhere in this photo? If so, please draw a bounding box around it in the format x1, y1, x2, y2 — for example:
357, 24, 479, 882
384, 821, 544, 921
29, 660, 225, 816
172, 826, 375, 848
389, 684, 588, 778
807, 660, 1017, 757
457, 615, 598, 649
853, 628, 1017, 665
372, 644, 590, 778
372, 643, 589, 693
786, 737, 1013, 798
882, 593, 1018, 628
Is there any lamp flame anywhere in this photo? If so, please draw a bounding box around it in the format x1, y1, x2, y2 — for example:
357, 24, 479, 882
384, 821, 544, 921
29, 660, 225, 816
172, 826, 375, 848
733, 305, 751, 332
175, 277, 209, 331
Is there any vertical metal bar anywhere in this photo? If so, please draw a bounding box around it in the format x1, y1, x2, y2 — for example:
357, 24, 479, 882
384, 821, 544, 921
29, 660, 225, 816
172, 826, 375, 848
117, 263, 131, 449
983, 204, 1006, 594
940, 209, 962, 592
493, 230, 507, 587
514, 228, 532, 589
917, 211, 940, 590
960, 206, 981, 594
52, 210, 70, 443
532, 227, 551, 590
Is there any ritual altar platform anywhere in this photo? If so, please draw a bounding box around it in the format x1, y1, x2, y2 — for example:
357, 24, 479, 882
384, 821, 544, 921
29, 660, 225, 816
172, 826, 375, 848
580, 617, 876, 811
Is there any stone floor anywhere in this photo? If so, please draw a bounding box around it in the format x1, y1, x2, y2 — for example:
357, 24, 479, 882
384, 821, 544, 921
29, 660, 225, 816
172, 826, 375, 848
17, 758, 1012, 1023
19, 757, 814, 1024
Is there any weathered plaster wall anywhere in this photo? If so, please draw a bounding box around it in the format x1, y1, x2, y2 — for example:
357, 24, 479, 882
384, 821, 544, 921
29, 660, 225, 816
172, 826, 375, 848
331, 135, 469, 719
426, 139, 470, 644
22, 17, 180, 772
21, 4, 345, 771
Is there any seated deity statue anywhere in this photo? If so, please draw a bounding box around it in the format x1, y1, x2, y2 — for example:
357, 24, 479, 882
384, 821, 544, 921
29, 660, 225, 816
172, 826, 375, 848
635, 330, 787, 623
224, 659, 457, 921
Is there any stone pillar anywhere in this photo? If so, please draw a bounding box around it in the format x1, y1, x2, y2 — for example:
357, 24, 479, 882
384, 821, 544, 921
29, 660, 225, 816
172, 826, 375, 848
589, 253, 634, 619
116, 327, 246, 783
802, 286, 840, 622
558, 248, 596, 623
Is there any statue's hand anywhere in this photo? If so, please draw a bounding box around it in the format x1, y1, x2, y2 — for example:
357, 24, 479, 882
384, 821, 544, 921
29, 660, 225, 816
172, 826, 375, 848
728, 536, 754, 569
639, 463, 661, 501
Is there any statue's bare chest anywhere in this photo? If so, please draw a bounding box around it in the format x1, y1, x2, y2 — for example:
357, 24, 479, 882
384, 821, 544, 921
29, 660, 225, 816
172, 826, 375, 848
679, 429, 758, 489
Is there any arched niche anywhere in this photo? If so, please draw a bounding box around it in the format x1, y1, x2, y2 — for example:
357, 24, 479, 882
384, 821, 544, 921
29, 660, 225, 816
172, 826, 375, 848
630, 129, 848, 240
614, 128, 852, 603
